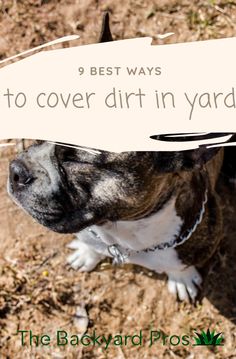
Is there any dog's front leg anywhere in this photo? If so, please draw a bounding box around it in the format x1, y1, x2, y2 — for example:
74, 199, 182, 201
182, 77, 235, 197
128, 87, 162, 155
67, 234, 106, 272
127, 248, 202, 301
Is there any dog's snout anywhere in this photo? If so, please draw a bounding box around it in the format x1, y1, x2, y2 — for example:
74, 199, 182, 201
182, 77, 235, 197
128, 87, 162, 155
9, 160, 34, 191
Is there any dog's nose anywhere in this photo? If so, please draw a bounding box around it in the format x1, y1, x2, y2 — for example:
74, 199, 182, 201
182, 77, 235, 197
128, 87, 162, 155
9, 160, 34, 191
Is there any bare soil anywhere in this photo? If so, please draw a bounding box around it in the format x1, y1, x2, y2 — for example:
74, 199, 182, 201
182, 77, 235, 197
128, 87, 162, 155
1, 1, 236, 358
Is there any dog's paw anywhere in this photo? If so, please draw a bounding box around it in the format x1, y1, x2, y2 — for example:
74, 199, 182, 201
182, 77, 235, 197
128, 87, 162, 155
167, 266, 202, 301
67, 240, 104, 272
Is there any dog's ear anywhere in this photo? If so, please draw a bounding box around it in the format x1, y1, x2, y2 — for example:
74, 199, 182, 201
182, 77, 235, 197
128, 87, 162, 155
99, 12, 113, 43
151, 133, 229, 172
178, 145, 220, 170
153, 146, 221, 173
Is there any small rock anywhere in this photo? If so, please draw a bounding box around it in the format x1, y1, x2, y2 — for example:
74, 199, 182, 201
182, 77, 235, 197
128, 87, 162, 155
73, 304, 89, 338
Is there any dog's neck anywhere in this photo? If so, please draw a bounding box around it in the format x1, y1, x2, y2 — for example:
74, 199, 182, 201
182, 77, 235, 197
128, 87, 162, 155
91, 196, 182, 252
88, 171, 209, 253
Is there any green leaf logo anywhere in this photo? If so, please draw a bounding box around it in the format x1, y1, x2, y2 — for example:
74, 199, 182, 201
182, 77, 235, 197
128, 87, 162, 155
193, 329, 224, 346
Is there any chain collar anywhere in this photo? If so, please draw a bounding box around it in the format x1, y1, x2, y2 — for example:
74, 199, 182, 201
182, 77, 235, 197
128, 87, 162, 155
87, 189, 208, 265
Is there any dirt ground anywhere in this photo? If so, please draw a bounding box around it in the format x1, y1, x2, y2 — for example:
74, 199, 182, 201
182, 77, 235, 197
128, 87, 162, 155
1, 1, 236, 358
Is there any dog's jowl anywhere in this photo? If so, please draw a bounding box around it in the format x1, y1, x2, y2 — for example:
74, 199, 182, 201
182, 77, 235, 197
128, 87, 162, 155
8, 15, 224, 301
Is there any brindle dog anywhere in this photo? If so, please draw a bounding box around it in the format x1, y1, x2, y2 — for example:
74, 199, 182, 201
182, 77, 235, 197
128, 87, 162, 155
8, 14, 229, 301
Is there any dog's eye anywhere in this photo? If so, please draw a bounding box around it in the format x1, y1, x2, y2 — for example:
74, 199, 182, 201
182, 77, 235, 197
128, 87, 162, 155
56, 145, 97, 165
61, 148, 76, 162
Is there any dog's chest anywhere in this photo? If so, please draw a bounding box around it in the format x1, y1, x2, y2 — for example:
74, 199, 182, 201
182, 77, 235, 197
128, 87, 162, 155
86, 197, 183, 252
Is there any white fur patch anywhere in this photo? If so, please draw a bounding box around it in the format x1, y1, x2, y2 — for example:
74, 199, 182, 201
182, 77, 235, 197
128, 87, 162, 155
90, 196, 183, 251
92, 177, 121, 201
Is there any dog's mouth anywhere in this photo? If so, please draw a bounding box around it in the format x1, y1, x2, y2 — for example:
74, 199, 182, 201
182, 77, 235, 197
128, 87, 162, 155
32, 210, 96, 234
13, 196, 91, 234
32, 208, 65, 222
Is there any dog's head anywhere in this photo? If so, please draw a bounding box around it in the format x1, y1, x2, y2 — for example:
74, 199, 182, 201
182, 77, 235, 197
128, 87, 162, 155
8, 139, 220, 233
7, 15, 221, 234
